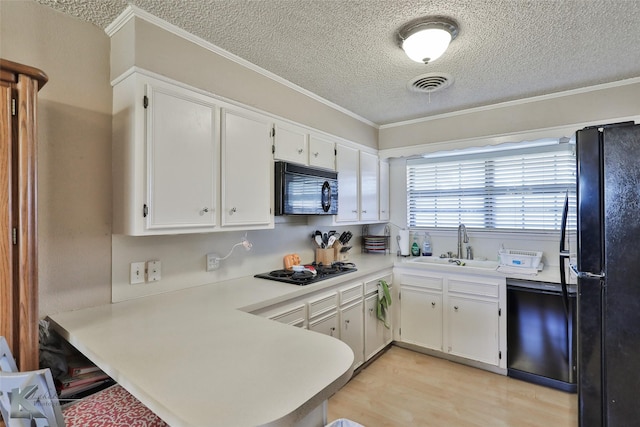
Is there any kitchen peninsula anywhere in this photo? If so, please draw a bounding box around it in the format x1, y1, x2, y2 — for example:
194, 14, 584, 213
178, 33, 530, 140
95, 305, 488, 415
47, 255, 397, 427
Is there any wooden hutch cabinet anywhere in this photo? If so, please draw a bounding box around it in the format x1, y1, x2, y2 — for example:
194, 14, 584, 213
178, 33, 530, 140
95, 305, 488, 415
0, 59, 48, 371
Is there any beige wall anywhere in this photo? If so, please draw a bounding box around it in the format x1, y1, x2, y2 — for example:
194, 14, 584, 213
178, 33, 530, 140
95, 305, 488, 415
379, 80, 640, 154
0, 1, 113, 316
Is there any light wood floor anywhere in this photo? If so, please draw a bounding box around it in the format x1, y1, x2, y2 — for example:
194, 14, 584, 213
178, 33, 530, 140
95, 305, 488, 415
327, 346, 577, 427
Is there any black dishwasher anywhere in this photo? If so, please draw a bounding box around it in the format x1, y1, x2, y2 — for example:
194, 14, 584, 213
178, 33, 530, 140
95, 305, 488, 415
506, 279, 577, 392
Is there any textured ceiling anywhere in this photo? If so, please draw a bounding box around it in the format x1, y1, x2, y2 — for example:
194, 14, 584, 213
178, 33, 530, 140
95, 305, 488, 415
36, 0, 640, 126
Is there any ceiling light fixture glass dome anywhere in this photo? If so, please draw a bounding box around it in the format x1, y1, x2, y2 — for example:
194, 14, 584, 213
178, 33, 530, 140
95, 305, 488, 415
398, 17, 459, 64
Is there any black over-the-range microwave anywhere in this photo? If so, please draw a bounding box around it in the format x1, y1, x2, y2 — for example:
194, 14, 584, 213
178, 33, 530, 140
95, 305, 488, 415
274, 161, 338, 215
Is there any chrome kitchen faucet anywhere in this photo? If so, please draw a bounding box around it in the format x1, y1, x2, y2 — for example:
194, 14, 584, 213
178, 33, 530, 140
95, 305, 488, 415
457, 224, 469, 259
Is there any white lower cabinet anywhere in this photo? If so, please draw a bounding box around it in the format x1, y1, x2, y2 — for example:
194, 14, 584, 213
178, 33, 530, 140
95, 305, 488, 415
340, 299, 364, 369
254, 270, 394, 370
398, 268, 505, 369
400, 286, 443, 351
364, 275, 393, 360
446, 276, 502, 366
399, 273, 443, 351
309, 311, 339, 337
447, 295, 500, 365
255, 301, 307, 328
307, 291, 339, 338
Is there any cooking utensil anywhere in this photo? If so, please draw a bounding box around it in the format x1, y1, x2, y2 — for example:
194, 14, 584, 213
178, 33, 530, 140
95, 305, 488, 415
315, 234, 324, 247
327, 235, 337, 248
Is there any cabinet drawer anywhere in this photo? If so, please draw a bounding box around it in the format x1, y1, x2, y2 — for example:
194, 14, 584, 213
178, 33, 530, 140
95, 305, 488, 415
268, 303, 307, 326
308, 292, 338, 319
339, 283, 363, 306
364, 274, 392, 295
448, 279, 500, 298
400, 274, 443, 291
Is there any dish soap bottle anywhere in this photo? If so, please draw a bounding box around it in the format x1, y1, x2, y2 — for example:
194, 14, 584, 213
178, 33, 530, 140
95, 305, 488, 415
411, 234, 421, 256
422, 232, 433, 256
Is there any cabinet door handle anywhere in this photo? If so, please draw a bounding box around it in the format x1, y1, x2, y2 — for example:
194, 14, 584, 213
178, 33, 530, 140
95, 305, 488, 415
345, 319, 350, 329
362, 210, 367, 214
298, 148, 304, 154
230, 207, 237, 215
369, 308, 374, 315
330, 327, 335, 336
313, 152, 319, 157
454, 306, 459, 311
200, 207, 210, 215
431, 302, 436, 308
352, 210, 358, 213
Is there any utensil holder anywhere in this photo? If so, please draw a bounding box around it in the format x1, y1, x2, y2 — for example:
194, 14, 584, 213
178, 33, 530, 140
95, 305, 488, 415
334, 242, 349, 261
315, 248, 334, 265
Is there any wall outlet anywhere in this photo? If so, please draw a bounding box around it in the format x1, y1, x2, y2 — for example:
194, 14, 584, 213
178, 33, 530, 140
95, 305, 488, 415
206, 253, 220, 271
147, 260, 161, 281
130, 262, 145, 284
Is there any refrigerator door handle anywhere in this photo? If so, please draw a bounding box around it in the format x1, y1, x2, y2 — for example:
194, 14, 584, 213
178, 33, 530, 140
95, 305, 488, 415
570, 262, 605, 280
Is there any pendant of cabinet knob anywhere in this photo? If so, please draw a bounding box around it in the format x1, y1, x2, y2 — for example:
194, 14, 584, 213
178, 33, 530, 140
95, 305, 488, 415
431, 301, 436, 308
454, 306, 459, 311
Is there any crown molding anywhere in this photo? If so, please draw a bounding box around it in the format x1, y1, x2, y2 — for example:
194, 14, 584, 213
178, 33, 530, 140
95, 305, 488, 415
105, 5, 378, 129
381, 76, 640, 130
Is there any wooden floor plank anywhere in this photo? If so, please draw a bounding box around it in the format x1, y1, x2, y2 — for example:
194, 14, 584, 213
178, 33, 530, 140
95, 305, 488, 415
328, 346, 577, 426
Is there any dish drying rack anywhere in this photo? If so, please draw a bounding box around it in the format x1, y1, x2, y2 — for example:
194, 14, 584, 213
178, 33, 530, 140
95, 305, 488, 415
498, 248, 543, 268
362, 225, 390, 254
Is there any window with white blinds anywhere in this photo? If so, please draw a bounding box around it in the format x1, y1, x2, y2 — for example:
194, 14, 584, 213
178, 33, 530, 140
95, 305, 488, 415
407, 144, 576, 230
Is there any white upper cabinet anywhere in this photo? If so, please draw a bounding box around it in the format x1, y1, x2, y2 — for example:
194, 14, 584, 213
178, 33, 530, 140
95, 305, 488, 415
359, 151, 379, 222
112, 72, 275, 235
112, 73, 219, 235
335, 144, 360, 222
308, 134, 336, 170
273, 121, 336, 171
333, 145, 384, 224
273, 122, 308, 165
146, 83, 218, 230
379, 160, 390, 221
221, 107, 274, 228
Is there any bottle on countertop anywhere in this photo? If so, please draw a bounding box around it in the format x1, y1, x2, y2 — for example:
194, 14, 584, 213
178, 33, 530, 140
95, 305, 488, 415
422, 232, 433, 256
411, 233, 421, 256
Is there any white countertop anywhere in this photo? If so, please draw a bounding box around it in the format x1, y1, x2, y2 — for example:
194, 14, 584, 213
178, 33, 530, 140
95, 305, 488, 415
48, 252, 561, 427
48, 254, 396, 427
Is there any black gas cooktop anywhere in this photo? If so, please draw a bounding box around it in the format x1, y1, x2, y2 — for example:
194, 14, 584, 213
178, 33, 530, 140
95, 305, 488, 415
254, 262, 357, 286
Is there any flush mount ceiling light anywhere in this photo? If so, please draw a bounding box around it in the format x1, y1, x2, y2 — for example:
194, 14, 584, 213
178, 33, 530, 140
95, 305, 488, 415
397, 16, 459, 64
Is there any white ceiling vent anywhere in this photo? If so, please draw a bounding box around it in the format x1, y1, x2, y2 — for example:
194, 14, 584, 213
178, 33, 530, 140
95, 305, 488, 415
408, 73, 453, 93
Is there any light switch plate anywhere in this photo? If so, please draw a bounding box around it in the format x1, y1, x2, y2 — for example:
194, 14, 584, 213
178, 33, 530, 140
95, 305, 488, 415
130, 262, 145, 284
147, 260, 161, 281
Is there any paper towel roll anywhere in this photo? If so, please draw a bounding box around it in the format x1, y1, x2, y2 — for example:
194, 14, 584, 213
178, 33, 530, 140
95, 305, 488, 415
398, 229, 410, 256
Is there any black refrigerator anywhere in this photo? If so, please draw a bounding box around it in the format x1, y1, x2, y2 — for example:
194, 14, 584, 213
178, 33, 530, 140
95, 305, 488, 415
575, 121, 640, 426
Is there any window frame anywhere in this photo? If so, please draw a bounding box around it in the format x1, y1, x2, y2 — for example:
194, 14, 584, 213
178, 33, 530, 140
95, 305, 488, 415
406, 143, 577, 232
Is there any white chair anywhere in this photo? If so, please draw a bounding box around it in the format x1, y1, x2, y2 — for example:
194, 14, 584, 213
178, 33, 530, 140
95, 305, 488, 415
0, 336, 18, 372
0, 336, 168, 427
0, 368, 65, 426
